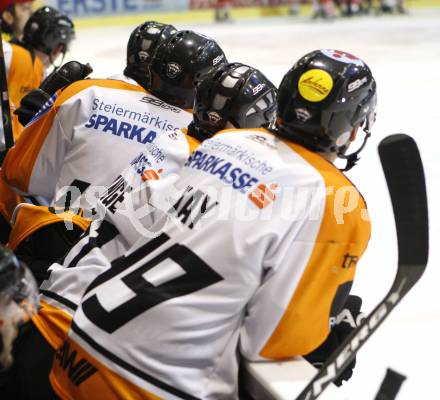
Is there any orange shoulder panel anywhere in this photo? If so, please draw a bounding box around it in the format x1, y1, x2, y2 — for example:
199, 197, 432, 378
7, 204, 91, 251
261, 141, 371, 358
1, 105, 57, 193
1, 79, 145, 193
32, 300, 74, 350
213, 127, 269, 137
181, 128, 200, 154
56, 78, 145, 105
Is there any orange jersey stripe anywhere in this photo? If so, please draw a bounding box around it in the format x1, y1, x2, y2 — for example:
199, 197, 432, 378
7, 205, 91, 251
260, 141, 371, 358
33, 300, 74, 350
182, 128, 201, 154
0, 176, 22, 223
50, 338, 162, 400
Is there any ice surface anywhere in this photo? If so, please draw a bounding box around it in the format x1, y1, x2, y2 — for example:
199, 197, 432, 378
65, 10, 440, 399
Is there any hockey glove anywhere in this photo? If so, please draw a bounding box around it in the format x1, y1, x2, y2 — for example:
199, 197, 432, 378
15, 61, 93, 126
304, 295, 364, 386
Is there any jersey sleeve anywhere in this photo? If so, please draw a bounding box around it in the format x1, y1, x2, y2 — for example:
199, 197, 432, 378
240, 175, 371, 361
1, 87, 81, 202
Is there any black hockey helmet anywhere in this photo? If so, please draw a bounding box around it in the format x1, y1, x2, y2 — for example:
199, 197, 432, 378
124, 21, 177, 90
276, 49, 377, 170
22, 6, 75, 57
0, 246, 37, 307
149, 30, 227, 109
189, 62, 277, 141
0, 246, 38, 369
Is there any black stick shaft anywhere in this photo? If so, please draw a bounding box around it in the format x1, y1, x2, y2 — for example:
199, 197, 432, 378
0, 27, 15, 150
294, 273, 411, 400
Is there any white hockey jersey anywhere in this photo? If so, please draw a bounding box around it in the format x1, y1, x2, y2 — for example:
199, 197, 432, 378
49, 129, 371, 400
34, 129, 200, 350
1, 75, 192, 208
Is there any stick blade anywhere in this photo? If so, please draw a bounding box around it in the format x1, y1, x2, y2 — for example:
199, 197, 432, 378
378, 134, 429, 267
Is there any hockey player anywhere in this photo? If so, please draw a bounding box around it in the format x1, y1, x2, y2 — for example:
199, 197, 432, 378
47, 49, 376, 399
1, 28, 225, 208
0, 29, 41, 242
0, 20, 171, 244
0, 21, 173, 244
14, 6, 75, 70
1, 20, 180, 262
0, 5, 75, 146
0, 0, 33, 41
0, 25, 226, 398
0, 8, 76, 243
6, 6, 75, 108
1, 27, 225, 251
36, 60, 277, 341
312, 0, 338, 18
2, 61, 277, 399
214, 0, 232, 22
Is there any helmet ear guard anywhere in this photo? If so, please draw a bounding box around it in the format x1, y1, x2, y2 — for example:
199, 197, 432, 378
338, 80, 377, 171
337, 79, 377, 172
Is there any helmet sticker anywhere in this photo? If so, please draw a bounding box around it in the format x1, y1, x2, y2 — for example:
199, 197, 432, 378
321, 49, 365, 67
212, 54, 225, 66
347, 76, 368, 92
138, 51, 149, 62
252, 83, 266, 96
298, 69, 333, 102
295, 108, 312, 124
58, 19, 72, 27
147, 27, 161, 35
30, 22, 39, 32
336, 131, 351, 147
166, 62, 182, 78
207, 111, 222, 124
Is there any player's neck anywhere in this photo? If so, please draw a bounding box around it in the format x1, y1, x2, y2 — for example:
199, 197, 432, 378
34, 50, 50, 68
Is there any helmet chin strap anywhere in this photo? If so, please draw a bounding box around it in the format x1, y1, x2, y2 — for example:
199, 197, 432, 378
338, 128, 371, 172
49, 51, 66, 73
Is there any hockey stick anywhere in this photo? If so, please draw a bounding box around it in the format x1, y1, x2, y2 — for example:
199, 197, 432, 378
0, 26, 14, 157
293, 133, 429, 400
